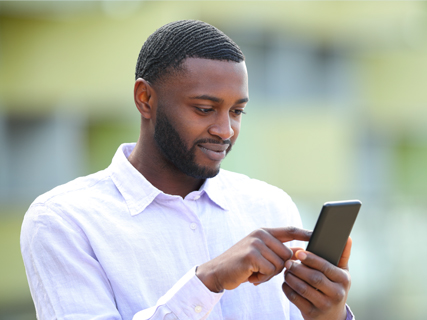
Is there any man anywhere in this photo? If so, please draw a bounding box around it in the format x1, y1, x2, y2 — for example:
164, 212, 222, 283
21, 20, 354, 320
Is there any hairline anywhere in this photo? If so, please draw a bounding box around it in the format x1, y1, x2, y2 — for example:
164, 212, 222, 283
147, 56, 245, 86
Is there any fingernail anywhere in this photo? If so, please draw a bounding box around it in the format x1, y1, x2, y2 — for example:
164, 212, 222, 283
297, 251, 307, 261
285, 260, 292, 270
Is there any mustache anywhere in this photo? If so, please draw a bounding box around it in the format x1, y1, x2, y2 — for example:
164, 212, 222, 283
194, 138, 232, 146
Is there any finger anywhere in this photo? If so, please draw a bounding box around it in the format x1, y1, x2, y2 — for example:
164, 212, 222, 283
295, 250, 351, 285
250, 229, 294, 262
264, 227, 312, 243
259, 244, 289, 276
290, 247, 305, 260
337, 237, 352, 269
248, 244, 288, 284
282, 282, 318, 317
247, 252, 277, 284
284, 260, 338, 298
284, 271, 328, 308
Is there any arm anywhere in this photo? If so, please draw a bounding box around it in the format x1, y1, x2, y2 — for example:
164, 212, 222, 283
21, 204, 223, 320
283, 238, 354, 320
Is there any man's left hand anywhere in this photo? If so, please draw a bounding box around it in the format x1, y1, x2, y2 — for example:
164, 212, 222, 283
282, 237, 352, 320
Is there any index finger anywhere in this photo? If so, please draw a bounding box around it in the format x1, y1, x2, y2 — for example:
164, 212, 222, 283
264, 227, 312, 243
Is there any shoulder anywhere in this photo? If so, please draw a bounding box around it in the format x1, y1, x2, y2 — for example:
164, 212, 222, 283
24, 168, 117, 229
32, 169, 112, 207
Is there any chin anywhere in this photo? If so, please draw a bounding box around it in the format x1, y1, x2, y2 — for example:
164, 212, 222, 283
185, 165, 220, 179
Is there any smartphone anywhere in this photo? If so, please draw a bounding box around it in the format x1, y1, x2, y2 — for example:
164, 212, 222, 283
306, 200, 362, 266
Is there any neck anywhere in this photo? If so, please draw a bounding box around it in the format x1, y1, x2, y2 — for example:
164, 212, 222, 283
128, 139, 205, 199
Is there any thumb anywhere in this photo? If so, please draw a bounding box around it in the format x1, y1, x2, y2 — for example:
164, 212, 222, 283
337, 237, 352, 269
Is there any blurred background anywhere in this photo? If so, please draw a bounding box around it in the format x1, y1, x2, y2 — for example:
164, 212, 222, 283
1, 1, 427, 319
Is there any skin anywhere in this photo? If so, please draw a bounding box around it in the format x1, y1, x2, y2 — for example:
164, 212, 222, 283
128, 58, 248, 197
129, 57, 351, 320
283, 238, 352, 320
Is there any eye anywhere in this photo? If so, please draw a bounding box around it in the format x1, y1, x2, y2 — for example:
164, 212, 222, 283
231, 109, 246, 116
195, 107, 214, 114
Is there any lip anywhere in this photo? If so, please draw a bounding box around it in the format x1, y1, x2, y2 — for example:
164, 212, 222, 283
198, 143, 229, 161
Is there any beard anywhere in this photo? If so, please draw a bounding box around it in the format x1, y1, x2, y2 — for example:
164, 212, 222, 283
153, 105, 231, 179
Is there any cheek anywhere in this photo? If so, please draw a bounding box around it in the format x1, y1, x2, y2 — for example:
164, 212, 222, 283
175, 120, 207, 145
231, 120, 241, 141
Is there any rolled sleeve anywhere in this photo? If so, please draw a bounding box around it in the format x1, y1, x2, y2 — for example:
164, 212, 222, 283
133, 267, 223, 320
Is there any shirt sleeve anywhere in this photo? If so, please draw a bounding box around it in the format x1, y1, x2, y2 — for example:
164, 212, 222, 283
21, 204, 223, 320
290, 303, 355, 320
133, 268, 223, 320
346, 304, 355, 320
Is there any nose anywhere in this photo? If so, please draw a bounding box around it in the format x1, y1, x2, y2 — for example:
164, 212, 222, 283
208, 112, 234, 141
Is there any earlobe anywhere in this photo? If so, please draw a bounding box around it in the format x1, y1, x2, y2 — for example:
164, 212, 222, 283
134, 78, 155, 119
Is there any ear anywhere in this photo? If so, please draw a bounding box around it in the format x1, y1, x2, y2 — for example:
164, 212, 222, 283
134, 78, 156, 119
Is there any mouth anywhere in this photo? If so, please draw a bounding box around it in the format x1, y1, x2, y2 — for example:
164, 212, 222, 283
197, 142, 230, 161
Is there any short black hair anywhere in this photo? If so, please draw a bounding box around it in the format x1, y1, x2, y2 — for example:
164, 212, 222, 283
135, 20, 245, 84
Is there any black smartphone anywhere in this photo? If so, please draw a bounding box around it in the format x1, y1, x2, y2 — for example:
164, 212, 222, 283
306, 200, 362, 266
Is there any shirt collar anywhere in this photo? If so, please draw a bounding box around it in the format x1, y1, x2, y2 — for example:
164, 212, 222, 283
109, 143, 228, 216
200, 172, 229, 211
109, 143, 161, 216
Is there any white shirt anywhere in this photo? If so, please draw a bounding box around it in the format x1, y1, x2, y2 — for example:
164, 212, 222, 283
21, 143, 305, 320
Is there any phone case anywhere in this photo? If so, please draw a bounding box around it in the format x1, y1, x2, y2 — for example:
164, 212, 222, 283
306, 200, 361, 266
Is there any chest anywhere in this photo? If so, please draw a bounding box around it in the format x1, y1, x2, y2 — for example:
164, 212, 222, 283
82, 197, 292, 319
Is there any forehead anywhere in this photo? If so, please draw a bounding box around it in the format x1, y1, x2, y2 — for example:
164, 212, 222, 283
160, 58, 248, 99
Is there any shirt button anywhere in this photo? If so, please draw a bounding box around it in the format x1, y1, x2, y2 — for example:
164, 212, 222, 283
194, 195, 200, 200
190, 223, 197, 230
195, 305, 202, 313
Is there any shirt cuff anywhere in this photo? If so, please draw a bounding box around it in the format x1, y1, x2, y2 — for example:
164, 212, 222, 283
160, 266, 224, 320
345, 304, 355, 320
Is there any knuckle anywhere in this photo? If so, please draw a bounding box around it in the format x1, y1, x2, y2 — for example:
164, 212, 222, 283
306, 305, 319, 318
318, 299, 332, 311
287, 289, 298, 302
308, 273, 324, 287
266, 264, 276, 275
286, 226, 298, 235
249, 229, 259, 238
333, 288, 346, 303
246, 247, 259, 260
342, 272, 351, 287
259, 227, 268, 233
321, 263, 334, 277
252, 228, 268, 238
294, 281, 309, 297
249, 229, 268, 243
249, 237, 263, 249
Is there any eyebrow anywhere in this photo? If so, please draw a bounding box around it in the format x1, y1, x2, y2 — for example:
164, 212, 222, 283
189, 95, 249, 105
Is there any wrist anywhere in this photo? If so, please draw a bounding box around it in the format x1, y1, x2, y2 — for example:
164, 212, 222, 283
196, 263, 224, 293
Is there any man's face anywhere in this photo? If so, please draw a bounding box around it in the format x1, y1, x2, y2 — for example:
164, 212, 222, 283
152, 58, 249, 179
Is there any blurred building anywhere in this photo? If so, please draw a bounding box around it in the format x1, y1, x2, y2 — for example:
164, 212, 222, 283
1, 2, 427, 319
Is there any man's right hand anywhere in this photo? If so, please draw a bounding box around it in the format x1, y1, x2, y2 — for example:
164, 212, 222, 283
196, 227, 312, 292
